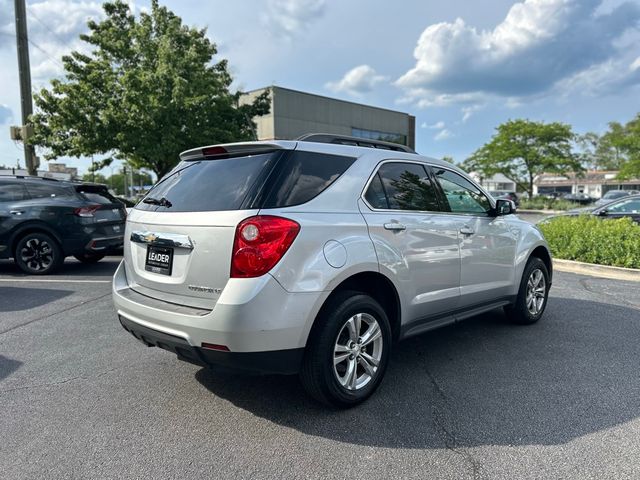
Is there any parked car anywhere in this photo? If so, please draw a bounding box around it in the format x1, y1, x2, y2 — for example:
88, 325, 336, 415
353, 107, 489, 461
563, 193, 593, 205
0, 176, 126, 274
543, 194, 640, 224
594, 189, 639, 207
489, 190, 520, 207
113, 134, 552, 407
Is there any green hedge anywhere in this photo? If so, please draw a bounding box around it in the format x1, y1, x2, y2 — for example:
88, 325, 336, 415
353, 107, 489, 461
539, 215, 640, 268
519, 197, 580, 211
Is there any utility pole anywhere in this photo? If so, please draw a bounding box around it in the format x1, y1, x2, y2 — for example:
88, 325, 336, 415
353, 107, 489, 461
14, 0, 38, 176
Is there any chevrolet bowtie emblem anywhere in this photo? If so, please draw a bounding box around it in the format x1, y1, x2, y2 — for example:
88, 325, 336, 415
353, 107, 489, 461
144, 233, 158, 243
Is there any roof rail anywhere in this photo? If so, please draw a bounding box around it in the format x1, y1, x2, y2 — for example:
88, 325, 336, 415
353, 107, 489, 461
296, 133, 416, 154
0, 174, 60, 181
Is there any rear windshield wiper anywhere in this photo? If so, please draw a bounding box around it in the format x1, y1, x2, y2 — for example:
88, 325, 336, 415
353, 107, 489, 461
143, 196, 172, 208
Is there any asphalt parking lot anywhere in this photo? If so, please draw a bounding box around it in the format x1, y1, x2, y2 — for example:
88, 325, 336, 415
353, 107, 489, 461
1, 257, 639, 479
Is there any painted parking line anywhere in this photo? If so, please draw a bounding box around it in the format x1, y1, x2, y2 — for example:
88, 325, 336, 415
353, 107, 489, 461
0, 278, 111, 283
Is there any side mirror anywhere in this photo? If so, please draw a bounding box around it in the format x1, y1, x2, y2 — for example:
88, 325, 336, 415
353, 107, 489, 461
598, 209, 608, 216
495, 199, 515, 216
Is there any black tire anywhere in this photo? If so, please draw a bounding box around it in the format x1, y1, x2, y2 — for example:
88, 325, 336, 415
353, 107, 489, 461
14, 232, 63, 275
73, 253, 105, 264
300, 291, 392, 408
504, 257, 550, 325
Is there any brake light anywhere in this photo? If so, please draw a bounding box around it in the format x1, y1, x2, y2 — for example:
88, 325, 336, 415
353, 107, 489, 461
231, 216, 300, 278
202, 146, 228, 156
74, 205, 100, 217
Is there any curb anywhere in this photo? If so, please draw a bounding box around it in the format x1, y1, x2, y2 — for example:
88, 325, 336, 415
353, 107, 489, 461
553, 258, 640, 282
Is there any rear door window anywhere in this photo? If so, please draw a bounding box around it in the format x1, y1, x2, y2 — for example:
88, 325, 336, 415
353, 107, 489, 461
366, 162, 440, 211
0, 182, 29, 202
25, 183, 75, 199
261, 151, 355, 208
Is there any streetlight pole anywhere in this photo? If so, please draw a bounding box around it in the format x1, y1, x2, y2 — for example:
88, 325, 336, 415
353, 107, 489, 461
14, 0, 37, 176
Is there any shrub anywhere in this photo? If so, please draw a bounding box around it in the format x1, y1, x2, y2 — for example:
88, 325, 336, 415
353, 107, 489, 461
519, 197, 581, 211
539, 215, 640, 268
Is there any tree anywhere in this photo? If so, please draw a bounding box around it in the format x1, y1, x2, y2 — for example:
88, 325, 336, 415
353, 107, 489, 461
615, 114, 640, 179
465, 119, 581, 198
596, 122, 628, 171
30, 0, 269, 178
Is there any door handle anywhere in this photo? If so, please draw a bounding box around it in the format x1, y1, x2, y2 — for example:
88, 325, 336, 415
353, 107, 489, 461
459, 226, 475, 235
384, 222, 406, 231
10, 210, 25, 216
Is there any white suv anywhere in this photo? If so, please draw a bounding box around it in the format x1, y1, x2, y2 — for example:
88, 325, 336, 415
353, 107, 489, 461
113, 134, 552, 407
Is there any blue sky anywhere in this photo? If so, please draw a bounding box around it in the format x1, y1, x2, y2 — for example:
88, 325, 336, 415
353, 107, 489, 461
1, 0, 639, 175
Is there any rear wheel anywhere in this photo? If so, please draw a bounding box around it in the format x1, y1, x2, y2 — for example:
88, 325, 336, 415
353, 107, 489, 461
73, 253, 105, 264
504, 257, 550, 325
300, 291, 391, 407
14, 232, 63, 275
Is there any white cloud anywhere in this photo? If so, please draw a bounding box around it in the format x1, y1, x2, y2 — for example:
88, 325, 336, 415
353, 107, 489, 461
421, 120, 445, 129
396, 0, 640, 103
326, 65, 388, 96
0, 0, 103, 81
0, 104, 12, 124
434, 128, 453, 141
263, 0, 326, 37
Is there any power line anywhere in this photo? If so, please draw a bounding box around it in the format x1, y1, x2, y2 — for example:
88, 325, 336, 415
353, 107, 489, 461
26, 5, 76, 51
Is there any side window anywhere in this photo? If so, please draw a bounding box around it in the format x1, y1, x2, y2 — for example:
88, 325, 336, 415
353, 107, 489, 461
433, 168, 492, 214
368, 162, 440, 211
25, 183, 75, 200
0, 182, 28, 202
364, 173, 388, 209
607, 199, 640, 213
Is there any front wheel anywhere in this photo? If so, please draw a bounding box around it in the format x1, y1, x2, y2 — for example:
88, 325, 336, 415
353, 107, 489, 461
300, 291, 392, 407
504, 257, 550, 325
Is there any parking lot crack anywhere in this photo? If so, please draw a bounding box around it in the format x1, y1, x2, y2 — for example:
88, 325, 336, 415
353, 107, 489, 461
0, 292, 112, 336
423, 363, 487, 480
0, 366, 121, 395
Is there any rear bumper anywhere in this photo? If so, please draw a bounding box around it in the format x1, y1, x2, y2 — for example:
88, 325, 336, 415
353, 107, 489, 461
119, 315, 304, 374
112, 260, 328, 373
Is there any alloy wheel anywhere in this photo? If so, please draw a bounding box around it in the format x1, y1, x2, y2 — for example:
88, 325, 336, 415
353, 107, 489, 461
20, 238, 54, 272
333, 313, 384, 391
526, 268, 546, 315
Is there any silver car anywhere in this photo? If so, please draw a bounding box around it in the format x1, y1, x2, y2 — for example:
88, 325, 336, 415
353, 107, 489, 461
113, 135, 552, 407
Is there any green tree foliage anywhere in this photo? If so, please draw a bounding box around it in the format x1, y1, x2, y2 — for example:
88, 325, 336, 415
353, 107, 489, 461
465, 119, 581, 198
615, 114, 640, 179
30, 0, 269, 178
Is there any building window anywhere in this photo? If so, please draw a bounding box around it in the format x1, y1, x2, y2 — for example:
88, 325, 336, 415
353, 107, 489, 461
352, 127, 407, 146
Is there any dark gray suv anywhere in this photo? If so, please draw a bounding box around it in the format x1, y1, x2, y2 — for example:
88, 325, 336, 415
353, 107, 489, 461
0, 176, 126, 274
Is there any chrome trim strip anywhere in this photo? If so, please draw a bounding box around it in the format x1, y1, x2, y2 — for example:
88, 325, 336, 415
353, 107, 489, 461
130, 231, 194, 250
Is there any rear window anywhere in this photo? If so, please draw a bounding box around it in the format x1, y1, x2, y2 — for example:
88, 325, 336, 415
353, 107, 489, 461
76, 186, 119, 205
137, 150, 355, 212
137, 152, 278, 212
261, 151, 355, 208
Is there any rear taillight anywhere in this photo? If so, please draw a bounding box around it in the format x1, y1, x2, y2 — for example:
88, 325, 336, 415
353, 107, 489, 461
231, 216, 300, 278
74, 205, 100, 217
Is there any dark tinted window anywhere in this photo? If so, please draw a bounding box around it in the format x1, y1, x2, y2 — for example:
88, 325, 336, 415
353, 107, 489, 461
364, 173, 388, 209
25, 183, 75, 199
433, 168, 491, 214
372, 162, 440, 211
0, 182, 28, 202
262, 151, 355, 208
137, 153, 277, 212
76, 186, 119, 205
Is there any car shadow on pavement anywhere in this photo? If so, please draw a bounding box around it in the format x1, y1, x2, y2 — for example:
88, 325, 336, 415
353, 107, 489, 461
195, 297, 640, 449
0, 287, 72, 312
0, 355, 22, 381
0, 257, 121, 277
